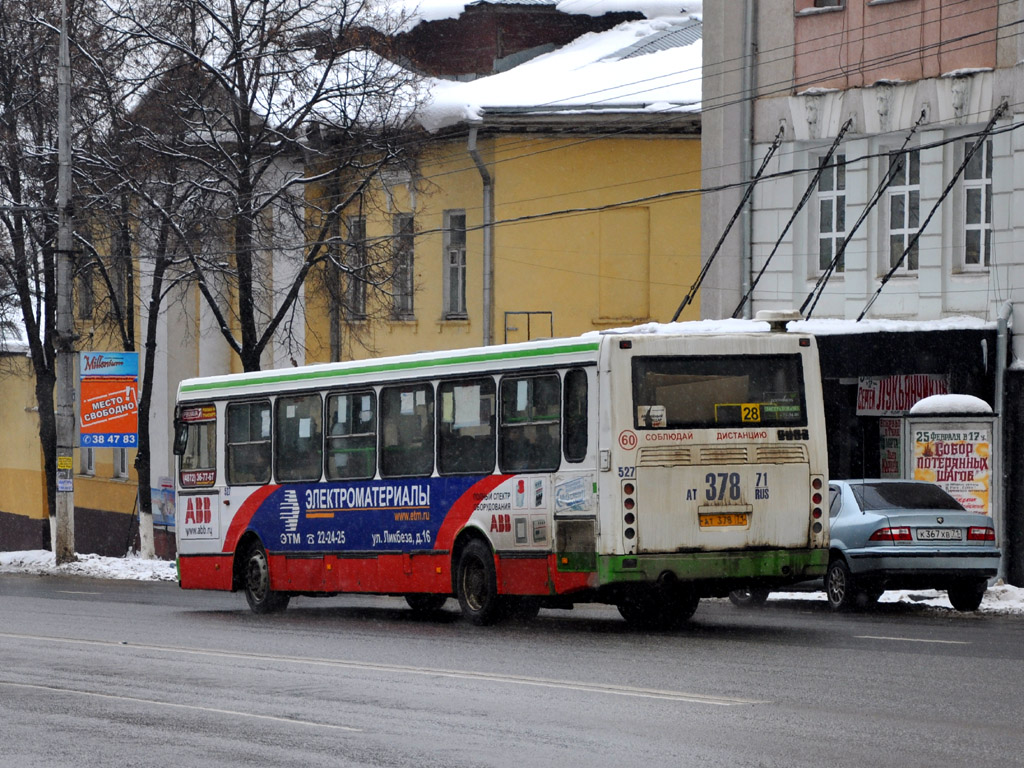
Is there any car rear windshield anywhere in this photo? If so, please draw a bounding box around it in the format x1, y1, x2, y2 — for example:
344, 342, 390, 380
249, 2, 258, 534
631, 354, 806, 429
851, 482, 965, 511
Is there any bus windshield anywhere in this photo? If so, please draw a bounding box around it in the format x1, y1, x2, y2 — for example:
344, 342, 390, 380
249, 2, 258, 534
632, 354, 807, 429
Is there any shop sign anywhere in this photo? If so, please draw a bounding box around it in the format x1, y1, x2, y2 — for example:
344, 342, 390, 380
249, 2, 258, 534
856, 374, 948, 416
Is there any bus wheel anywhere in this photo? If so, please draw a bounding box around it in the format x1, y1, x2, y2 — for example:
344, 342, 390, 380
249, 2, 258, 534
456, 540, 504, 626
405, 594, 448, 613
243, 542, 290, 614
728, 587, 771, 608
618, 588, 698, 630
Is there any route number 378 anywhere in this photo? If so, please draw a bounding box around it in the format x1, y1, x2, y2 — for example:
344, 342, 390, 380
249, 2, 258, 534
705, 472, 741, 501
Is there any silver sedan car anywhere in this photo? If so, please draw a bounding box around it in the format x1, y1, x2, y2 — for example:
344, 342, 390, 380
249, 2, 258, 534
729, 479, 1000, 611
823, 479, 1000, 611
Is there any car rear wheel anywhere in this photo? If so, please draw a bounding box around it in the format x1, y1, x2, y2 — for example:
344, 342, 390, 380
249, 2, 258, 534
728, 587, 771, 608
947, 579, 987, 612
825, 558, 856, 611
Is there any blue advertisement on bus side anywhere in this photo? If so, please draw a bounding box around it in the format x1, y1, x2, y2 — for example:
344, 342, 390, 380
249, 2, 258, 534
189, 476, 502, 552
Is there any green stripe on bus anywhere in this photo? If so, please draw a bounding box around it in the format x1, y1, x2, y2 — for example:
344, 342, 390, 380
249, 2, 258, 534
180, 341, 601, 394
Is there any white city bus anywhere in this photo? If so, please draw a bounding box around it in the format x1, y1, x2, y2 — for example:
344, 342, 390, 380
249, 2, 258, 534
173, 315, 828, 628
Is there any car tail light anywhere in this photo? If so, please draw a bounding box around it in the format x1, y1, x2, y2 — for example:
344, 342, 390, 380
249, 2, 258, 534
869, 526, 912, 542
968, 526, 995, 541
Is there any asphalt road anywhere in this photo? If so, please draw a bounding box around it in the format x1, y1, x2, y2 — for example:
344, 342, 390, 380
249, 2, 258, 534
1, 574, 1022, 768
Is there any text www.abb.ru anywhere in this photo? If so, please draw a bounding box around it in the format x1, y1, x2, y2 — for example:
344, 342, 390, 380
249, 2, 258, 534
393, 509, 430, 522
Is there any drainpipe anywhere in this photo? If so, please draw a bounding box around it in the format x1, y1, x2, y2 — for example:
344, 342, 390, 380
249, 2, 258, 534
468, 126, 494, 346
739, 0, 758, 318
994, 300, 1013, 581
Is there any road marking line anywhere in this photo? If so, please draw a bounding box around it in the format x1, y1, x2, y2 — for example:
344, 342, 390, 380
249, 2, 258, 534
56, 591, 101, 595
0, 632, 762, 706
855, 635, 970, 645
0, 680, 362, 731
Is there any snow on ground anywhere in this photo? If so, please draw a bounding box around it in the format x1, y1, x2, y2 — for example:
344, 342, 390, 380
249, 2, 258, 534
2, 550, 1023, 615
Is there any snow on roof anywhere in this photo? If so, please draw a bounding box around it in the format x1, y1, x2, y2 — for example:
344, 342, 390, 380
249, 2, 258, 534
791, 316, 995, 335
417, 13, 702, 131
393, 0, 703, 28
909, 394, 993, 415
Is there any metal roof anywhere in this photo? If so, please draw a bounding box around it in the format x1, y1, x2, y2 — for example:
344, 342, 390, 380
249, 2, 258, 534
606, 17, 702, 60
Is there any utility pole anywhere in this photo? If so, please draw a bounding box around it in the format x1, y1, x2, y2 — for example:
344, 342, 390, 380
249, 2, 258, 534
53, 0, 76, 564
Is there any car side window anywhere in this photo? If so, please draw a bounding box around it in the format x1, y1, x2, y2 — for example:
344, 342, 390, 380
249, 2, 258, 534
829, 486, 841, 519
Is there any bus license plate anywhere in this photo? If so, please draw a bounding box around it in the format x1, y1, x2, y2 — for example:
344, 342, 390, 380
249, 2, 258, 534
699, 513, 749, 528
917, 528, 962, 541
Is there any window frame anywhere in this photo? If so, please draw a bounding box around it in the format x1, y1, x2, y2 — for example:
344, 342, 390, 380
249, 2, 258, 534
346, 215, 367, 319
379, 382, 435, 478
274, 392, 324, 484
437, 377, 496, 476
443, 210, 467, 319
815, 153, 847, 275
886, 148, 920, 273
563, 368, 589, 463
226, 399, 272, 486
499, 373, 562, 474
392, 213, 415, 320
961, 138, 993, 271
325, 389, 377, 481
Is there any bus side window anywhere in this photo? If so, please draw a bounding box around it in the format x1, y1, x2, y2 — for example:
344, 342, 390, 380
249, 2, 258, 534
380, 383, 434, 477
275, 393, 323, 482
563, 368, 588, 463
227, 401, 272, 485
326, 391, 376, 480
500, 374, 560, 473
438, 378, 495, 475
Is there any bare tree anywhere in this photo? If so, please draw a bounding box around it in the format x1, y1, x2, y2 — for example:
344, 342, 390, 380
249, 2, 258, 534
0, 0, 123, 539
101, 0, 426, 373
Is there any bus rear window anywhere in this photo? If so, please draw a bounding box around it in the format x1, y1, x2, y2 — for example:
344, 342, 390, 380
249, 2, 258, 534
632, 354, 807, 429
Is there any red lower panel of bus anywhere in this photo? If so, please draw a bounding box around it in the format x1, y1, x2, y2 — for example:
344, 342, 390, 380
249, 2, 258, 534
179, 554, 234, 591
180, 551, 596, 597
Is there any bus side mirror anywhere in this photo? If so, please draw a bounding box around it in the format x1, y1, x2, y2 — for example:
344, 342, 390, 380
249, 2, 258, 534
172, 420, 188, 456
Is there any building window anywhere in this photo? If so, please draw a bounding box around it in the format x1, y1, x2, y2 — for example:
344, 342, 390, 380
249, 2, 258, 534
346, 216, 367, 319
80, 447, 95, 476
887, 149, 920, 272
443, 210, 467, 318
963, 139, 993, 269
114, 448, 130, 479
77, 260, 94, 319
817, 154, 846, 273
392, 214, 415, 319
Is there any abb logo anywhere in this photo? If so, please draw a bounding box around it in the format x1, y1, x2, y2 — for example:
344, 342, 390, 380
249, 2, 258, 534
184, 496, 213, 524
490, 514, 511, 533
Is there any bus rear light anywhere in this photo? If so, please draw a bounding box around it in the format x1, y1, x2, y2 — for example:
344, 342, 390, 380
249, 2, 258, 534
624, 527, 636, 540
968, 526, 995, 541
812, 492, 823, 505
812, 522, 823, 534
869, 527, 912, 542
624, 512, 636, 525
811, 477, 823, 490
623, 482, 635, 495
812, 508, 822, 519
624, 498, 635, 510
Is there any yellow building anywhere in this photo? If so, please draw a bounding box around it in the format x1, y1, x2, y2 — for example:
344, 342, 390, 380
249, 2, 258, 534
306, 127, 702, 362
